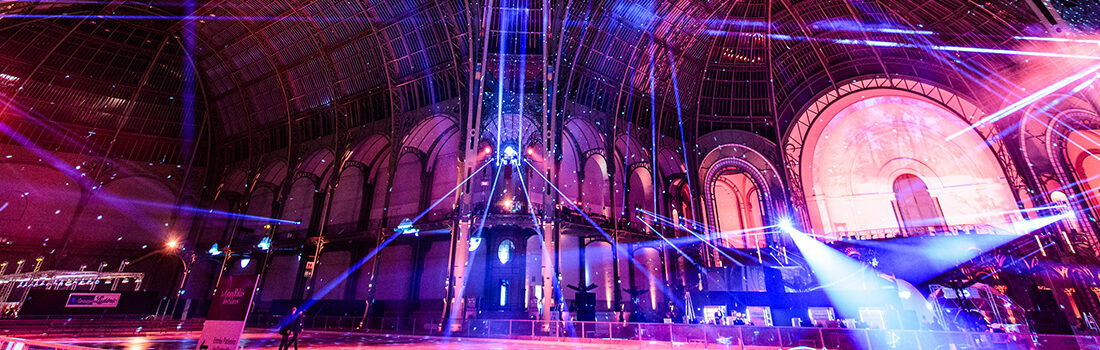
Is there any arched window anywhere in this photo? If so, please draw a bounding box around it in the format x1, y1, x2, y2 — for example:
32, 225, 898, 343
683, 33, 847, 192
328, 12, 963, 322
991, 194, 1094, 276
1066, 130, 1100, 230
497, 240, 514, 265
712, 171, 765, 249
892, 174, 945, 235
794, 93, 1018, 239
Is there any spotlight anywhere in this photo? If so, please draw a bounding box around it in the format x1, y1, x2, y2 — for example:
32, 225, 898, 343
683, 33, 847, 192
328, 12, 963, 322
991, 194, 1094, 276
239, 258, 251, 269
499, 145, 521, 166
469, 237, 483, 252
257, 237, 271, 251
395, 218, 419, 237
208, 243, 223, 256
166, 239, 179, 249
778, 218, 794, 232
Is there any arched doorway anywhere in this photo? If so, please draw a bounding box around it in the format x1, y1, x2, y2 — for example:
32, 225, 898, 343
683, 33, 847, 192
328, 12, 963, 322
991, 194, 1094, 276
481, 226, 533, 318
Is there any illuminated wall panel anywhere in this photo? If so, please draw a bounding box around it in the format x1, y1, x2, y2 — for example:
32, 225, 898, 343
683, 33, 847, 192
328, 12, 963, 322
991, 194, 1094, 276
804, 95, 1017, 238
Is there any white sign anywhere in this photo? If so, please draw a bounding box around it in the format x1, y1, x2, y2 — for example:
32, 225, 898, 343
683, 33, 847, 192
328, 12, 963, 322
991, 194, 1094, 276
195, 320, 246, 350
65, 293, 121, 308
195, 275, 259, 350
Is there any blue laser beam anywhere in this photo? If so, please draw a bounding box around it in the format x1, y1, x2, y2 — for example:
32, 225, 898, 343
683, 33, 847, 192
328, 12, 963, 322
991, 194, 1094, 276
284, 160, 490, 327
410, 161, 491, 224
639, 219, 698, 267
522, 160, 685, 311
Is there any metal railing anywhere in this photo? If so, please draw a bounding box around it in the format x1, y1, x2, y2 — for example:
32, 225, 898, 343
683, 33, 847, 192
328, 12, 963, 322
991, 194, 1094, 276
832, 224, 1000, 240
0, 315, 203, 337
248, 315, 1100, 350
0, 336, 97, 350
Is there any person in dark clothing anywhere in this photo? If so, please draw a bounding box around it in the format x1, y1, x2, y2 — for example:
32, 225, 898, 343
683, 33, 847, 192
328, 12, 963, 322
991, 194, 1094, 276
278, 307, 304, 350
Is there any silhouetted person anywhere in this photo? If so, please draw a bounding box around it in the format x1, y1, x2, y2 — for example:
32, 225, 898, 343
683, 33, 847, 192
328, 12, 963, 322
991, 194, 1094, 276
279, 307, 303, 350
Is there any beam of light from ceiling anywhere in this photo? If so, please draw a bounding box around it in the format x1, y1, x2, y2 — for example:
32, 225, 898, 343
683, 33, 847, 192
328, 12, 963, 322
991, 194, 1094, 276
1028, 73, 1100, 118
808, 19, 936, 35
515, 2, 527, 152
665, 49, 696, 226
442, 161, 507, 336
853, 15, 1100, 164
947, 63, 1100, 141
647, 32, 658, 232
274, 228, 403, 332
1014, 36, 1100, 45
495, 4, 508, 166
0, 100, 236, 235
637, 207, 716, 236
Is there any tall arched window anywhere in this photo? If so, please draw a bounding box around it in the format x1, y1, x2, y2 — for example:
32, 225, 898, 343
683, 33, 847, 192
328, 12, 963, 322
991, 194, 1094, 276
712, 171, 764, 248
892, 174, 945, 235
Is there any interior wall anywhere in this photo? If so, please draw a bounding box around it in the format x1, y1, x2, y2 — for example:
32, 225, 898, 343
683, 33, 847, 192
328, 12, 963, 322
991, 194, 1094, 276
803, 94, 1018, 237
1067, 130, 1100, 227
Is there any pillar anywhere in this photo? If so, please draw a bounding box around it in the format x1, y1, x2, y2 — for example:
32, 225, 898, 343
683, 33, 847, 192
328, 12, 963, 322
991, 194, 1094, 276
541, 221, 556, 321
443, 220, 472, 327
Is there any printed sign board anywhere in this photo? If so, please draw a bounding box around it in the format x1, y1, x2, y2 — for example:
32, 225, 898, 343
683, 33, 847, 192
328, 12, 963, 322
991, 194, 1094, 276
65, 293, 121, 308
196, 275, 259, 350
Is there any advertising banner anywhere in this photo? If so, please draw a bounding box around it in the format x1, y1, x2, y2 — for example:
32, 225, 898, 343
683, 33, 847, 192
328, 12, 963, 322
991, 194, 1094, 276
63, 290, 121, 308
64, 293, 121, 308
196, 275, 259, 350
